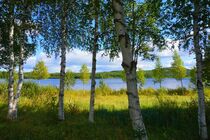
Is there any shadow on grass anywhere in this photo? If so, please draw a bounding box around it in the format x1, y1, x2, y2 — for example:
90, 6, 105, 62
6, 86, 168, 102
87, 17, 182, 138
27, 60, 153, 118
0, 102, 209, 140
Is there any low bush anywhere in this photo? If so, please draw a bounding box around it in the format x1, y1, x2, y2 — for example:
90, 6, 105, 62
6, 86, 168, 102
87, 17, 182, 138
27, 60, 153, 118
21, 81, 41, 97
96, 80, 112, 96
0, 81, 204, 96
157, 87, 168, 95
139, 88, 156, 95
0, 82, 7, 95
167, 87, 194, 95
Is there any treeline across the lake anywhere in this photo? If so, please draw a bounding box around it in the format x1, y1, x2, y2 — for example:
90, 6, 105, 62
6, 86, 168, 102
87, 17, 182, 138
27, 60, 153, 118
0, 67, 191, 79
0, 0, 209, 140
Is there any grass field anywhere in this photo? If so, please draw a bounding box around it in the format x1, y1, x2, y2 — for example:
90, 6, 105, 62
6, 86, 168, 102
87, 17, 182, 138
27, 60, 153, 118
0, 82, 210, 140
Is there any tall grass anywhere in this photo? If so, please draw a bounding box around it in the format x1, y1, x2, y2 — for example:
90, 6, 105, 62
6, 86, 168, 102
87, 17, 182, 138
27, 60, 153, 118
0, 82, 209, 139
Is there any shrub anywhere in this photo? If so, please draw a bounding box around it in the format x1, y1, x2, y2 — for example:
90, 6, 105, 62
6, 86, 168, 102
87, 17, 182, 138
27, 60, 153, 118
40, 86, 58, 95
21, 81, 41, 97
96, 80, 112, 96
66, 100, 80, 115
112, 88, 126, 95
139, 88, 156, 95
167, 87, 193, 95
46, 95, 58, 113
0, 82, 7, 95
157, 87, 168, 95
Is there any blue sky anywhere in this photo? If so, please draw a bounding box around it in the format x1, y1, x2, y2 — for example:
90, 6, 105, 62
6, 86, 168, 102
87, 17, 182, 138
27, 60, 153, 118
24, 44, 196, 73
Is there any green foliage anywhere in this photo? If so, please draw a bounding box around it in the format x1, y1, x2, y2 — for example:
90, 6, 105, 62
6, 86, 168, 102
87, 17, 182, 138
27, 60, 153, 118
0, 1, 36, 69
161, 0, 208, 50
138, 88, 156, 95
65, 69, 75, 89
0, 80, 198, 97
167, 88, 193, 96
0, 71, 8, 79
32, 61, 49, 80
171, 51, 186, 81
0, 82, 7, 95
80, 64, 90, 85
153, 57, 164, 87
124, 0, 165, 60
21, 81, 58, 97
37, 1, 85, 55
137, 68, 145, 88
138, 87, 194, 96
21, 81, 41, 97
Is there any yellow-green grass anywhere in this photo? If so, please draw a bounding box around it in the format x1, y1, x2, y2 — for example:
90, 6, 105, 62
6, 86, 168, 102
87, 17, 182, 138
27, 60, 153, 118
0, 83, 210, 140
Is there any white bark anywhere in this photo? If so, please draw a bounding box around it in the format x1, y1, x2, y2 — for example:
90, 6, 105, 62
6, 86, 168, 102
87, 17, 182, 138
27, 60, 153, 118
89, 10, 98, 123
193, 1, 208, 139
58, 1, 67, 121
12, 43, 24, 119
8, 23, 15, 120
112, 0, 148, 139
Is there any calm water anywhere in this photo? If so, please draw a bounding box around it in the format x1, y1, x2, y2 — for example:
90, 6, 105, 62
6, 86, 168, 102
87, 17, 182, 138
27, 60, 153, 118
0, 78, 193, 90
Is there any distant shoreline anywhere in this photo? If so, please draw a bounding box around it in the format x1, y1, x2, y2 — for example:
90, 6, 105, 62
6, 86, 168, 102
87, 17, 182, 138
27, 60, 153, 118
0, 67, 191, 79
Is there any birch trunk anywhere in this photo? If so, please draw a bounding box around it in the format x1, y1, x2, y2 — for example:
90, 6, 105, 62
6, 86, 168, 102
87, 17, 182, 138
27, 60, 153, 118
58, 1, 67, 121
7, 14, 15, 120
112, 0, 148, 139
12, 42, 24, 119
160, 81, 162, 89
89, 11, 98, 123
193, 1, 208, 139
181, 79, 184, 94
181, 79, 183, 89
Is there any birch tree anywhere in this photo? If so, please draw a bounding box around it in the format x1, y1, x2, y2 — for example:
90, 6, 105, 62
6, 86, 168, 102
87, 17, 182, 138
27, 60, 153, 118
111, 0, 165, 138
153, 57, 164, 88
171, 50, 186, 89
112, 0, 148, 139
37, 0, 84, 120
80, 64, 90, 91
65, 69, 75, 89
162, 0, 209, 139
7, 1, 15, 120
32, 60, 49, 80
0, 0, 36, 119
81, 0, 114, 123
88, 14, 98, 122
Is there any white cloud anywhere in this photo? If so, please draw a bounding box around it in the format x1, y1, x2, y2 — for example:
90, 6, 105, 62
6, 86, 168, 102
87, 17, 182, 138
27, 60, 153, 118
24, 48, 196, 73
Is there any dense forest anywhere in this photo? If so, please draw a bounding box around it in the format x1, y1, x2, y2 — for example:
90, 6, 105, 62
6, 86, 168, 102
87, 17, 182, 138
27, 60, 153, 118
0, 67, 192, 79
0, 0, 209, 140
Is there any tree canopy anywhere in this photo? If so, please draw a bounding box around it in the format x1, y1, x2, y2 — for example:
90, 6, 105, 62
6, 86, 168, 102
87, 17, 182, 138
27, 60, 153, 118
32, 60, 49, 80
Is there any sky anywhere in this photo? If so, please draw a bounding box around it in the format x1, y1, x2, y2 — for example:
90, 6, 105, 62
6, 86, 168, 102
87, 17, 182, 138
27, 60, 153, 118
24, 46, 196, 73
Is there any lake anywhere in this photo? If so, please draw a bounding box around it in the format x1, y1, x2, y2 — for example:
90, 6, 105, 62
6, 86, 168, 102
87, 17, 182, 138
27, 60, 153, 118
0, 78, 193, 90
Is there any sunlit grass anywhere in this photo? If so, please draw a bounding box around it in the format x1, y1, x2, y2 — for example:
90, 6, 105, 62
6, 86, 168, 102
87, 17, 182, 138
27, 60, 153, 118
0, 82, 210, 140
